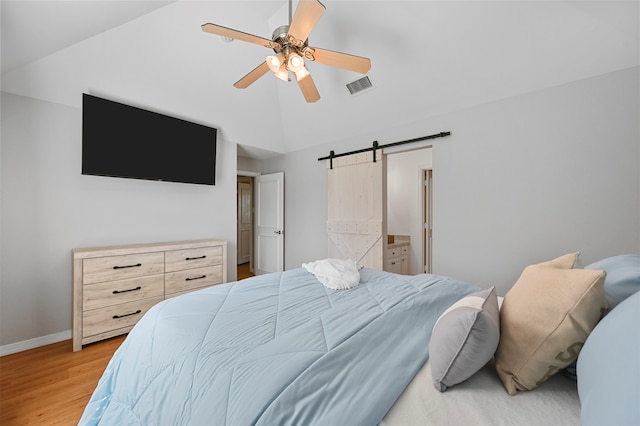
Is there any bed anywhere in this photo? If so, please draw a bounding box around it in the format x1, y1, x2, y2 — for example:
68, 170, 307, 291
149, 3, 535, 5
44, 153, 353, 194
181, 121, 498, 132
79, 254, 640, 425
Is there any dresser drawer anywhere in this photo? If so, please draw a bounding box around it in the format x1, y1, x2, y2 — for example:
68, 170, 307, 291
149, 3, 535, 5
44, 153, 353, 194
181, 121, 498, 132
83, 274, 164, 311
82, 296, 163, 338
165, 246, 223, 272
83, 252, 164, 285
386, 258, 402, 274
387, 245, 409, 259
165, 265, 223, 296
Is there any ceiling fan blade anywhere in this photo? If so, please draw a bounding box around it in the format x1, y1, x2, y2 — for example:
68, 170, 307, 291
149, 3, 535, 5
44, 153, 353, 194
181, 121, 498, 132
297, 73, 320, 103
234, 61, 271, 89
288, 0, 325, 45
201, 23, 280, 49
310, 47, 371, 74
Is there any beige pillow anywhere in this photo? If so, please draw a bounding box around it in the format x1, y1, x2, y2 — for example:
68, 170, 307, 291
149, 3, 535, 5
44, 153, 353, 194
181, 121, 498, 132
495, 253, 606, 395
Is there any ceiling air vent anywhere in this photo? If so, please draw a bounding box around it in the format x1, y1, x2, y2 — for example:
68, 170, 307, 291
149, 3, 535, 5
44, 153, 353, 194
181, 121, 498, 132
346, 76, 373, 95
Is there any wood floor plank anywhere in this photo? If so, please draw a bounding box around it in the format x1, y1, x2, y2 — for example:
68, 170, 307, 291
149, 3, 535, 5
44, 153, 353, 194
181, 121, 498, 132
0, 336, 124, 425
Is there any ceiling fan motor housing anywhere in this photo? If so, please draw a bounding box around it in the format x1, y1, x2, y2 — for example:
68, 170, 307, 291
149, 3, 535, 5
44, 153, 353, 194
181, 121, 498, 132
271, 25, 290, 49
271, 25, 311, 57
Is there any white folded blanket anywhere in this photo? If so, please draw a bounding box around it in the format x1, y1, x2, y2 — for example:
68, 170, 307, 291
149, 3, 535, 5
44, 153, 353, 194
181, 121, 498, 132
302, 258, 361, 290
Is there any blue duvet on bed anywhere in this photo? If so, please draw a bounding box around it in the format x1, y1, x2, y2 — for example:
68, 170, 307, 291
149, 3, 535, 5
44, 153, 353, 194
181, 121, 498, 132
80, 267, 477, 425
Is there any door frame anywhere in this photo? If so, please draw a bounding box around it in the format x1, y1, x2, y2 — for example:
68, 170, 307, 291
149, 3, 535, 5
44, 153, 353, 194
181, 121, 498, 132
237, 177, 253, 267
237, 171, 260, 275
422, 169, 433, 273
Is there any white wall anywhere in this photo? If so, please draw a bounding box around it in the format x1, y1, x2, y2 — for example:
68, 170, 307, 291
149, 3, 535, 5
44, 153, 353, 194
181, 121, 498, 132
263, 67, 640, 296
0, 92, 238, 347
237, 156, 262, 175
387, 148, 433, 275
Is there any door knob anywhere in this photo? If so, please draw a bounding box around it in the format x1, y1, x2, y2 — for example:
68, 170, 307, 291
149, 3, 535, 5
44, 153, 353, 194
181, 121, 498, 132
274, 230, 283, 235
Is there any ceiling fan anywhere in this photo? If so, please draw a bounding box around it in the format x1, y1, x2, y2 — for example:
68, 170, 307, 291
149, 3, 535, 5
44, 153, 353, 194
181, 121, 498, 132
201, 0, 371, 103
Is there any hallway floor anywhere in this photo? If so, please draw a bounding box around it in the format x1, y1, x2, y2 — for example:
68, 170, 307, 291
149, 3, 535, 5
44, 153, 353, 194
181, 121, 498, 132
237, 262, 254, 280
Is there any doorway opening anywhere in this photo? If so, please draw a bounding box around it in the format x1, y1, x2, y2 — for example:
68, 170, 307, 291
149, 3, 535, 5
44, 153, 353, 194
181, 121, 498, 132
237, 176, 255, 280
386, 146, 433, 275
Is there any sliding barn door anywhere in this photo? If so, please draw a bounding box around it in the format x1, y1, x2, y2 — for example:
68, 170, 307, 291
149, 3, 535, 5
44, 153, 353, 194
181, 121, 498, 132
326, 152, 385, 270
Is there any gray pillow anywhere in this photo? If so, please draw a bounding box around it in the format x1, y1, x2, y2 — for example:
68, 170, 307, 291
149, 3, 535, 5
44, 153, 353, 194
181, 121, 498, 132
429, 286, 500, 392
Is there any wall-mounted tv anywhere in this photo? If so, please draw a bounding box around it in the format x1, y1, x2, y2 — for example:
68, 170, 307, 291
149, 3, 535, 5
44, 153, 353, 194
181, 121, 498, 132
82, 93, 217, 185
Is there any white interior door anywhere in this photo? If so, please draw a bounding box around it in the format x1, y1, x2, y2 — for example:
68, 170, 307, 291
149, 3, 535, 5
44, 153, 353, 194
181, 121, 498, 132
326, 152, 385, 269
254, 172, 284, 275
237, 181, 252, 265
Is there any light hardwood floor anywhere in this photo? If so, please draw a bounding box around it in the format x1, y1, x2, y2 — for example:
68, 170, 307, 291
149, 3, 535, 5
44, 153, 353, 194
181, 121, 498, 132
0, 336, 125, 425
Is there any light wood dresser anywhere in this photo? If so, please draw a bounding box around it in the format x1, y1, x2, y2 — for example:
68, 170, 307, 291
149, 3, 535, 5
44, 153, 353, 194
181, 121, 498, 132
385, 235, 410, 275
72, 238, 227, 351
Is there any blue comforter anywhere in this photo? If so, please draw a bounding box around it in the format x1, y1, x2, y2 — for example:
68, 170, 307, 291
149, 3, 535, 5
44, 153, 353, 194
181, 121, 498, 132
80, 267, 478, 425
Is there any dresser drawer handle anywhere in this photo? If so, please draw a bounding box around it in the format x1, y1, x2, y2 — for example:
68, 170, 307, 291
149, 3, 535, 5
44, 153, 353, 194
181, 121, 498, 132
112, 286, 142, 295
185, 255, 206, 261
113, 263, 142, 270
185, 275, 207, 281
112, 309, 142, 319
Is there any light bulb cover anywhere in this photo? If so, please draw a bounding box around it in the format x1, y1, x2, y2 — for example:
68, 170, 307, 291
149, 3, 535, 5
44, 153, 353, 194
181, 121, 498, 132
288, 53, 305, 72
274, 66, 289, 82
266, 53, 284, 73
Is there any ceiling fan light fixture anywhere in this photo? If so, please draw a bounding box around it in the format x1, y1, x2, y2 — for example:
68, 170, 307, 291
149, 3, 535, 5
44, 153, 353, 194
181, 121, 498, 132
266, 53, 285, 73
288, 53, 305, 73
274, 65, 290, 82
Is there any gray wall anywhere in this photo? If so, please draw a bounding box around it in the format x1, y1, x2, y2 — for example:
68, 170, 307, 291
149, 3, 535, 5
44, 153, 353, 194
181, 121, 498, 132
0, 92, 238, 347
263, 67, 640, 295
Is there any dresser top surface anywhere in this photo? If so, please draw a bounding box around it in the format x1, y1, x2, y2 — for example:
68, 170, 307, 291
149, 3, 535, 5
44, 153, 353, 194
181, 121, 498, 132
73, 238, 227, 259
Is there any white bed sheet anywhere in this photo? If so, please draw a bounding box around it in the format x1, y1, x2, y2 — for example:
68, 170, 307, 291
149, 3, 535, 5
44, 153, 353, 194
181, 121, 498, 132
381, 359, 581, 426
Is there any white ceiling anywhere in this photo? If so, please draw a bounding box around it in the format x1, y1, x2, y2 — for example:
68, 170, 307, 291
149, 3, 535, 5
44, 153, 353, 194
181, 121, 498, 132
2, 1, 638, 159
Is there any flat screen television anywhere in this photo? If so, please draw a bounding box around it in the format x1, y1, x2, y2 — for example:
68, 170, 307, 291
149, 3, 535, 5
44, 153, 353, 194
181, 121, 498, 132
82, 93, 217, 185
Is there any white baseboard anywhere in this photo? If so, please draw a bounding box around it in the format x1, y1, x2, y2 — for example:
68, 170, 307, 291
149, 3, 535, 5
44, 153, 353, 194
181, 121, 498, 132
0, 330, 71, 356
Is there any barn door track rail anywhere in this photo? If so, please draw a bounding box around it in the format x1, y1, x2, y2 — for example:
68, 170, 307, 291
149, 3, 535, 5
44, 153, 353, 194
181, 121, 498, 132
318, 131, 451, 169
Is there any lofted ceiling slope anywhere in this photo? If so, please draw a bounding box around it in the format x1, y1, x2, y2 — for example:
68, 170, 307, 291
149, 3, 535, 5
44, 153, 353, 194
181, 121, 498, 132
2, 1, 638, 159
